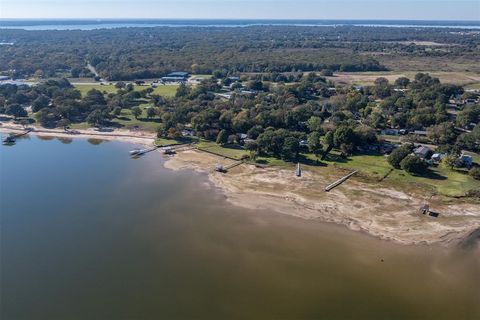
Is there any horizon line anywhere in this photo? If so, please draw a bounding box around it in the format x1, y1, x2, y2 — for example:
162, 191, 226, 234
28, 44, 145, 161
1, 18, 479, 22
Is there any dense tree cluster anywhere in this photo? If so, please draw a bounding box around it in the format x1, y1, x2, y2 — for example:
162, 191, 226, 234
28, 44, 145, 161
0, 79, 153, 128
0, 69, 478, 176
2, 26, 478, 80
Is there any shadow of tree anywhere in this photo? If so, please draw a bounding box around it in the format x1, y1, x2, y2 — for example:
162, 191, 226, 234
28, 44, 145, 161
413, 169, 447, 180
297, 155, 327, 167
139, 118, 161, 123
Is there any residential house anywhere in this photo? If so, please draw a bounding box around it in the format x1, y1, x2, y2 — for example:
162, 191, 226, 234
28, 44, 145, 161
414, 146, 432, 159
237, 133, 248, 142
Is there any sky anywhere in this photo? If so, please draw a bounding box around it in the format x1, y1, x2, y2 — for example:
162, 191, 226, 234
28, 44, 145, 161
1, 0, 479, 20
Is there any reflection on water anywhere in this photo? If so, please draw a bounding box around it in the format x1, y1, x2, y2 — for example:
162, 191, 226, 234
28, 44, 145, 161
36, 135, 55, 141
87, 138, 106, 145
57, 137, 73, 144
1, 136, 479, 319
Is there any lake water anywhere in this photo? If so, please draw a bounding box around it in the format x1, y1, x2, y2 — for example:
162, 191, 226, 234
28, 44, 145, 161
1, 135, 479, 319
1, 19, 480, 30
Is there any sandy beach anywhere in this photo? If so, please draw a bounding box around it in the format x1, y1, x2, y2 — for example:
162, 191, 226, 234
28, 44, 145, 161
2, 123, 480, 246
0, 123, 156, 146
164, 149, 480, 246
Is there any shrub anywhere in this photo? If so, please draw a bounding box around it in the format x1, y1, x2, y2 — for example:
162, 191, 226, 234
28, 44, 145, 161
469, 167, 480, 180
400, 155, 428, 175
387, 145, 412, 168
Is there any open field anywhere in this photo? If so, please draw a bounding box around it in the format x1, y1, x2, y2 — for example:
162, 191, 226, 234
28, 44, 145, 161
326, 71, 480, 87
69, 104, 161, 131
197, 141, 250, 160
155, 136, 198, 146
73, 83, 179, 97
312, 151, 480, 197
376, 55, 480, 74
384, 41, 458, 47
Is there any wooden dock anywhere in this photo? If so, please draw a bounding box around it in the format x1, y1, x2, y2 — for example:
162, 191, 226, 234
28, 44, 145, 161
325, 170, 358, 192
2, 128, 32, 145
224, 161, 243, 170
214, 161, 243, 173
129, 146, 158, 156
12, 128, 33, 138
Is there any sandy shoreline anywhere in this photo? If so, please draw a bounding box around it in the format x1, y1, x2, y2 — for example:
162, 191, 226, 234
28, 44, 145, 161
164, 149, 480, 246
2, 123, 480, 246
0, 123, 155, 146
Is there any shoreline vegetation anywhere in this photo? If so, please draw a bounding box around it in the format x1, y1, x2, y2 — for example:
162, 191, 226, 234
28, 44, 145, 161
2, 124, 479, 246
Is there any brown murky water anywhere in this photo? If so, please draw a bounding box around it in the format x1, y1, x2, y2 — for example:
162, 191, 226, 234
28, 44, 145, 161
1, 136, 479, 319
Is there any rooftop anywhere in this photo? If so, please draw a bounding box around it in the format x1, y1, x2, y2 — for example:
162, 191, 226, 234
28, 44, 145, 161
167, 72, 189, 77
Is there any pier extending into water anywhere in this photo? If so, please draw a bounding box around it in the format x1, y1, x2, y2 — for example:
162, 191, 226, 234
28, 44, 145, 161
2, 128, 32, 144
325, 170, 358, 192
214, 161, 244, 173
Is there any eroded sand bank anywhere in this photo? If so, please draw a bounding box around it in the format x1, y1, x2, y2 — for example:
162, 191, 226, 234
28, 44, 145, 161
164, 149, 480, 246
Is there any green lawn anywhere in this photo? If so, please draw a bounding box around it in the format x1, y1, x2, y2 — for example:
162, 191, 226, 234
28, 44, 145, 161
197, 141, 250, 160
70, 104, 161, 132
309, 151, 480, 197
110, 105, 160, 131
155, 136, 198, 146
75, 84, 119, 96
74, 83, 179, 97
151, 85, 179, 97
69, 83, 179, 132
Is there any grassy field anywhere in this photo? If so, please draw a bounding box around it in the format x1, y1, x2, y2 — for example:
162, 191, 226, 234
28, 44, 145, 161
151, 85, 180, 97
377, 55, 480, 74
311, 151, 480, 197
192, 141, 479, 196
155, 136, 198, 146
465, 83, 480, 90
111, 104, 162, 131
326, 71, 480, 87
197, 141, 250, 160
75, 84, 118, 96
74, 83, 179, 97
70, 104, 161, 131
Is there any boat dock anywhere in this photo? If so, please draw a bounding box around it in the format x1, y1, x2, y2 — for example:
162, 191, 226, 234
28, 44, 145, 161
2, 128, 32, 145
214, 161, 243, 173
325, 170, 358, 192
129, 146, 158, 156
130, 143, 196, 157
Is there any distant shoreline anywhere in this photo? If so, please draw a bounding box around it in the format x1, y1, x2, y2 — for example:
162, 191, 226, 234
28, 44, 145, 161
1, 19, 480, 30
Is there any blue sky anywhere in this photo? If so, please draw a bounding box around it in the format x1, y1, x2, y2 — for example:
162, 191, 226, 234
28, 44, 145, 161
1, 0, 479, 20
